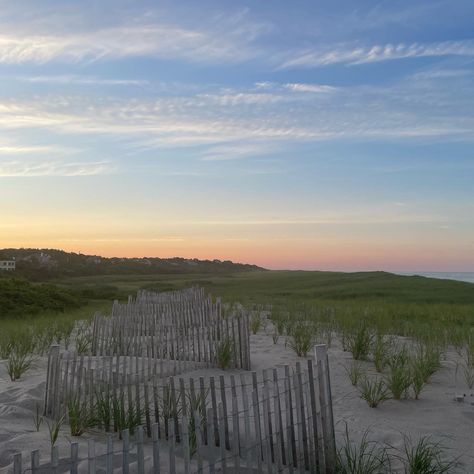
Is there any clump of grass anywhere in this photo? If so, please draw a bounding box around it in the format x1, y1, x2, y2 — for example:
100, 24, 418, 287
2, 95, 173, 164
187, 389, 208, 455
271, 307, 288, 338
345, 361, 365, 387
159, 382, 182, 439
67, 395, 97, 436
47, 414, 65, 448
411, 361, 426, 400
32, 403, 44, 431
461, 362, 474, 389
385, 347, 412, 400
397, 435, 456, 474
250, 311, 264, 334
95, 389, 113, 432
216, 337, 234, 369
287, 323, 314, 357
416, 343, 442, 381
336, 424, 391, 473
7, 349, 34, 381
358, 377, 391, 408
112, 393, 143, 436
347, 324, 373, 361
75, 322, 92, 354
372, 333, 391, 373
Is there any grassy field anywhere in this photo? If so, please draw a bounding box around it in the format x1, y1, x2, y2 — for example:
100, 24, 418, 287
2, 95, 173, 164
1, 270, 473, 362
50, 270, 474, 327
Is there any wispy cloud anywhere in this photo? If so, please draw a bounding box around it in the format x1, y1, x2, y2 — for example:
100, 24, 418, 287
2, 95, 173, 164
0, 160, 115, 177
284, 83, 337, 93
280, 40, 474, 69
18, 75, 149, 86
0, 144, 57, 155
0, 11, 266, 65
201, 143, 276, 161
184, 215, 445, 225
1, 68, 473, 156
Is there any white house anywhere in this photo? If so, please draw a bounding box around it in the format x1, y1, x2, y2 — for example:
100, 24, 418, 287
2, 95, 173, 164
0, 260, 15, 271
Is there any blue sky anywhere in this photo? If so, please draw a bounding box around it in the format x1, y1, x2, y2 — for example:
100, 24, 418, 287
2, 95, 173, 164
0, 0, 473, 270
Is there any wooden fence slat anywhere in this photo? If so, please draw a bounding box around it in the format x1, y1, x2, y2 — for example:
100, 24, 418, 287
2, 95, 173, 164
31, 449, 40, 474
88, 439, 96, 474
152, 422, 161, 473
13, 453, 21, 474
169, 422, 176, 474
106, 434, 113, 474
122, 429, 130, 474
137, 425, 145, 474
70, 442, 79, 474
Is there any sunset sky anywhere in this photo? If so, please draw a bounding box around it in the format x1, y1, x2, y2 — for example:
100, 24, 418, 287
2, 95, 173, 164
1, 0, 473, 271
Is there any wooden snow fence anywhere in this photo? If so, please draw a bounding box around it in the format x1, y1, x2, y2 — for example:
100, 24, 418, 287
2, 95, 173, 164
90, 288, 250, 370
34, 345, 336, 474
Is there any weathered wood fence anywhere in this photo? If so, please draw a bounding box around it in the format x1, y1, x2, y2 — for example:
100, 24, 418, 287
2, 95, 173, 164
8, 289, 337, 473
31, 346, 335, 474
90, 288, 250, 370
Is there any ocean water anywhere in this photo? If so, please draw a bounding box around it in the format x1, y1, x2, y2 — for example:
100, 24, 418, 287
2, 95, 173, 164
397, 272, 474, 284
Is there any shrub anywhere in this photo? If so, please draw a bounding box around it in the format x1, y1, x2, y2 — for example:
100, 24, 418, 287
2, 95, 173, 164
336, 424, 391, 473
358, 377, 390, 408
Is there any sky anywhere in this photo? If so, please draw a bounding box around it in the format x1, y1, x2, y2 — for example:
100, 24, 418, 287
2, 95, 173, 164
0, 0, 473, 271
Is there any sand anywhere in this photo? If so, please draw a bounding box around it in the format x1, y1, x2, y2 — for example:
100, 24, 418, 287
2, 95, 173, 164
1, 325, 473, 473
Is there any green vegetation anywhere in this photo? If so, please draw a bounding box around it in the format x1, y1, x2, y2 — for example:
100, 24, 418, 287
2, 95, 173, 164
216, 337, 234, 369
47, 415, 65, 448
0, 278, 81, 319
345, 361, 365, 387
358, 377, 391, 408
67, 394, 97, 436
0, 248, 262, 280
336, 425, 391, 473
287, 321, 315, 357
399, 435, 456, 474
337, 428, 456, 474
